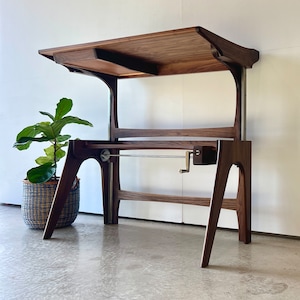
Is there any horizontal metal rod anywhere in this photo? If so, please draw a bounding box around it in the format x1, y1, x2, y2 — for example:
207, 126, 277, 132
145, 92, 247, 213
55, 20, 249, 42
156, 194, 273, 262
108, 153, 189, 159
100, 149, 195, 173
100, 149, 193, 162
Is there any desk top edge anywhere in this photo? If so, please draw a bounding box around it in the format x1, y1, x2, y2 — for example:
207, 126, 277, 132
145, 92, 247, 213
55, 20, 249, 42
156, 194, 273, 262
38, 26, 259, 78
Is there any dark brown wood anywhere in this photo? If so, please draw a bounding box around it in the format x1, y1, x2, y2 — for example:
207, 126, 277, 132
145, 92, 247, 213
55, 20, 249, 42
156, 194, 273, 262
196, 27, 259, 68
201, 140, 251, 267
118, 190, 237, 210
230, 65, 244, 140
39, 27, 259, 78
112, 127, 235, 139
43, 143, 87, 239
95, 48, 159, 75
83, 140, 218, 150
236, 144, 252, 244
40, 27, 259, 268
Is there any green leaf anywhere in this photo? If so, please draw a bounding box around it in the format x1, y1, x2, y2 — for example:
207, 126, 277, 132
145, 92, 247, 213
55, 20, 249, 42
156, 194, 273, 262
35, 122, 56, 140
36, 155, 53, 165
56, 141, 69, 149
51, 116, 93, 136
27, 163, 55, 183
43, 144, 55, 157
15, 136, 50, 144
44, 145, 66, 160
55, 98, 72, 120
15, 122, 55, 143
35, 145, 66, 166
14, 141, 31, 151
16, 125, 40, 140
57, 146, 66, 156
57, 135, 71, 143
14, 125, 42, 150
56, 149, 66, 163
40, 111, 55, 121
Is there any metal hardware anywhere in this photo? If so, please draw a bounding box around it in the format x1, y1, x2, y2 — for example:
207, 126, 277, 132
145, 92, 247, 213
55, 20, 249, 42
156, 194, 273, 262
100, 146, 217, 174
193, 146, 217, 165
100, 149, 187, 161
100, 149, 111, 162
179, 151, 193, 173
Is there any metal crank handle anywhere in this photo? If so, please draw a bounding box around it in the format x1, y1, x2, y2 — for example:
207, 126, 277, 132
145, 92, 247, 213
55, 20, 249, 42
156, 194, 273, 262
179, 151, 192, 173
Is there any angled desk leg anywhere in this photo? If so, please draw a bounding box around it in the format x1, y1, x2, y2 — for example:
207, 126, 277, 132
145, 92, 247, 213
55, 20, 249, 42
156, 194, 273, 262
43, 140, 118, 239
43, 142, 84, 239
201, 140, 251, 267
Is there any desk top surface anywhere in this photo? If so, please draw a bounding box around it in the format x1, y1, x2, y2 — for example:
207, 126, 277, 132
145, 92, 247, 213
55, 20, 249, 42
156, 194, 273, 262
39, 26, 259, 78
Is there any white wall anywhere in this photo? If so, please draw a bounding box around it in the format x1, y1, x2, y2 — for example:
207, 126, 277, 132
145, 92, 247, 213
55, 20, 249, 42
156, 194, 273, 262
1, 0, 299, 237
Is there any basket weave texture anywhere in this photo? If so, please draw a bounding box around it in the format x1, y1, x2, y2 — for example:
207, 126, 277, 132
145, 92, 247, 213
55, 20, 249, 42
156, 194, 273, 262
22, 179, 79, 229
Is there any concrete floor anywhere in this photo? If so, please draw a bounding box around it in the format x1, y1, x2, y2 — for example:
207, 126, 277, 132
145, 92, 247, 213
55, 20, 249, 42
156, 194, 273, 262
0, 204, 299, 300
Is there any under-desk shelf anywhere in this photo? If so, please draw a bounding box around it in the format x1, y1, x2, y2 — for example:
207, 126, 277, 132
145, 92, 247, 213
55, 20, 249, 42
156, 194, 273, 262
39, 26, 259, 267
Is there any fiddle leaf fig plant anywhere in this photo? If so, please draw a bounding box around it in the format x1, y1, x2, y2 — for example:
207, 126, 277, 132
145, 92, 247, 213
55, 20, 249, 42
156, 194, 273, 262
14, 98, 93, 183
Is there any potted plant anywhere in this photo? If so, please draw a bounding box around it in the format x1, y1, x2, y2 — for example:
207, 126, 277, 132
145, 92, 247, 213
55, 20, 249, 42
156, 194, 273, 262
14, 97, 93, 229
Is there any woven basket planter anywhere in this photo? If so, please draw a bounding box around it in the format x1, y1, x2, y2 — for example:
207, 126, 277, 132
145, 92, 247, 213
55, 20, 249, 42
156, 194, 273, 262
22, 178, 80, 229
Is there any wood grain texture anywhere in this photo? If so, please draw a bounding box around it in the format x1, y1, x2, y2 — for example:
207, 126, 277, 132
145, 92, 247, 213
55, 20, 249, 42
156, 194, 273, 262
82, 140, 218, 151
113, 127, 235, 139
118, 190, 237, 210
39, 27, 259, 78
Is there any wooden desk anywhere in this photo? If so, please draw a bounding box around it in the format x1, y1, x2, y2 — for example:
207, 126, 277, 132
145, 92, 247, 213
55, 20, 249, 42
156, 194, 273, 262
39, 26, 259, 267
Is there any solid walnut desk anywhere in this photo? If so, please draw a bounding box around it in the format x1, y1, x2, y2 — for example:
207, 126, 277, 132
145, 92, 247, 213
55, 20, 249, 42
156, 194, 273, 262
39, 27, 259, 267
